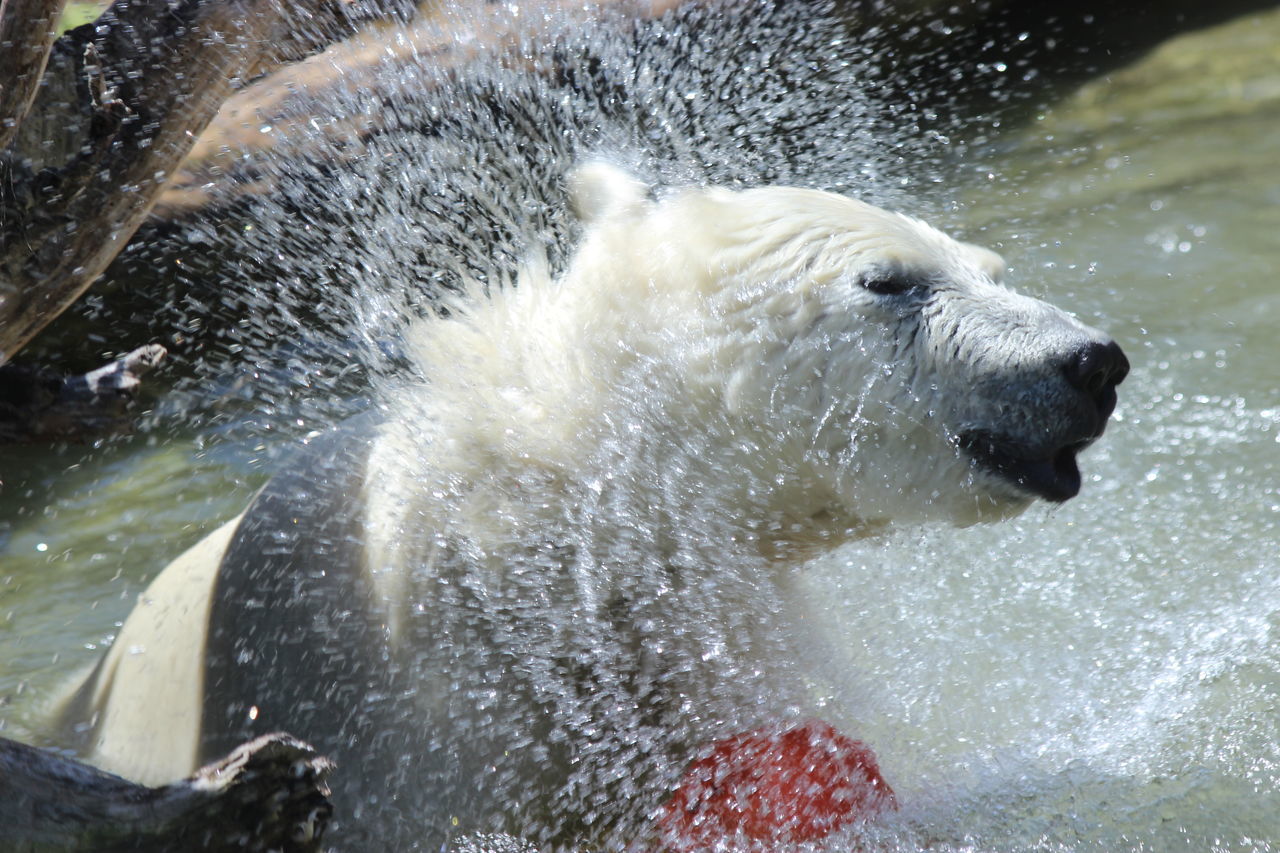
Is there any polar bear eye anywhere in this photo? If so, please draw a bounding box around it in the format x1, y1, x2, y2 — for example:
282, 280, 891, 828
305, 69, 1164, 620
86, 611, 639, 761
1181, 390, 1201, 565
858, 271, 921, 296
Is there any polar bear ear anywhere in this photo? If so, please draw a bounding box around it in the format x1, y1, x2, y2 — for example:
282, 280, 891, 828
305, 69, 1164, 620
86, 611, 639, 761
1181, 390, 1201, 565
569, 162, 650, 224
962, 242, 1007, 283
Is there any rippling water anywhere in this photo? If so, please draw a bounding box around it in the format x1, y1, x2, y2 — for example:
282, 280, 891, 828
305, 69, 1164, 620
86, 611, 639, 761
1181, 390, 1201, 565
1, 3, 1277, 849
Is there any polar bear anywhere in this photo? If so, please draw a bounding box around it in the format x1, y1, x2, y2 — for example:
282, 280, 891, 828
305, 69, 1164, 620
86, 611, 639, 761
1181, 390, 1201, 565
55, 165, 1127, 849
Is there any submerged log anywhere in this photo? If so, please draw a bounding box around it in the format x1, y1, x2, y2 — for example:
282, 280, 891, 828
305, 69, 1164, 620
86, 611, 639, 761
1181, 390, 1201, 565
0, 732, 333, 852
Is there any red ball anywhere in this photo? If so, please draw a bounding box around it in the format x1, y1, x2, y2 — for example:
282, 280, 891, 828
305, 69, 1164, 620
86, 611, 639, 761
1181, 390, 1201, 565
656, 719, 896, 850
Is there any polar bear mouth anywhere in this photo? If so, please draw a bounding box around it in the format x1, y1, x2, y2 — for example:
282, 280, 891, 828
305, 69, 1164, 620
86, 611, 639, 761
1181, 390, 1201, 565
957, 432, 1094, 503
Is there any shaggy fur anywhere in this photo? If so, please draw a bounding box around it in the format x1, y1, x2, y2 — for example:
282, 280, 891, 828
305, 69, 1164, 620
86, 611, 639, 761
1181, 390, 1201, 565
57, 166, 1124, 850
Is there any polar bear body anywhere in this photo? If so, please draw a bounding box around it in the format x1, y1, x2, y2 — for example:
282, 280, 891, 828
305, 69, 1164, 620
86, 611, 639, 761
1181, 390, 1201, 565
56, 166, 1127, 848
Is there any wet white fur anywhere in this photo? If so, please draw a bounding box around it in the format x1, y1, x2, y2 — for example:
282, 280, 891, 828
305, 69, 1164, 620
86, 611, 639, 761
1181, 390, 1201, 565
58, 166, 1112, 817
380, 163, 1101, 570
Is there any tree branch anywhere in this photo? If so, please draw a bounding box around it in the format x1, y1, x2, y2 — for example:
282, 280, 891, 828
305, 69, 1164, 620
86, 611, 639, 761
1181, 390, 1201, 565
0, 0, 68, 153
1, 0, 282, 365
0, 732, 334, 852
0, 0, 409, 367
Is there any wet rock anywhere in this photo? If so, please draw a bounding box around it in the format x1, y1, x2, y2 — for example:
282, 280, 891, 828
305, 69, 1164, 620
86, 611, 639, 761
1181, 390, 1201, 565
978, 8, 1280, 212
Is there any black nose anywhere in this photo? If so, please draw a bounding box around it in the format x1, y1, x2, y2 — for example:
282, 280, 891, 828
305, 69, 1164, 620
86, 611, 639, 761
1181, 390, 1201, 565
1063, 340, 1129, 421
1065, 340, 1129, 395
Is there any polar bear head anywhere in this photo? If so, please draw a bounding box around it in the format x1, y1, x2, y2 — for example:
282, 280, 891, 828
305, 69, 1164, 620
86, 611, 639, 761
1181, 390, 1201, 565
407, 164, 1128, 560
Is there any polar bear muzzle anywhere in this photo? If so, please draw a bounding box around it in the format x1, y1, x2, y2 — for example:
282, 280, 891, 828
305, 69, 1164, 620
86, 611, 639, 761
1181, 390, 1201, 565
957, 338, 1129, 502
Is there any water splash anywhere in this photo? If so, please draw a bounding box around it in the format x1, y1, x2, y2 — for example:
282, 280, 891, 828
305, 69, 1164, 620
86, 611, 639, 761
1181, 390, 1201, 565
123, 0, 988, 436
8, 2, 1278, 851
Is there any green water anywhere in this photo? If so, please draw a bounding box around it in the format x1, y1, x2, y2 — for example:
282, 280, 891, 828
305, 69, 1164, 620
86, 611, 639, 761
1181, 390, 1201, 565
0, 434, 266, 736
802, 10, 1280, 849
1, 7, 1278, 849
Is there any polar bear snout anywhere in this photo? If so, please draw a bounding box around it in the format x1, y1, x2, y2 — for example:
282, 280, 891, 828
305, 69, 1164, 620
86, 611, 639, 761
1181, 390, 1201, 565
1062, 339, 1129, 422
957, 335, 1128, 503
959, 429, 1090, 503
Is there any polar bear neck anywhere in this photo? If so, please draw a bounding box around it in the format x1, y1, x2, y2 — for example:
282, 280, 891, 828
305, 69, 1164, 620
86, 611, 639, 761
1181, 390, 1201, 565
395, 255, 865, 572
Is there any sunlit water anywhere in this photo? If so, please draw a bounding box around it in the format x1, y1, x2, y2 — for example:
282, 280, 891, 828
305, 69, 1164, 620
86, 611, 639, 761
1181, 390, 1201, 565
2, 2, 1278, 849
